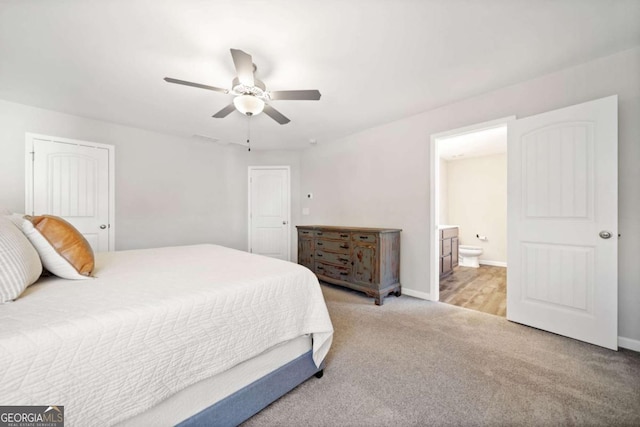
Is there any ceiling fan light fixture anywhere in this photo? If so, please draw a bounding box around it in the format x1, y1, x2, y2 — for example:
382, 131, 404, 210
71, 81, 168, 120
234, 94, 265, 116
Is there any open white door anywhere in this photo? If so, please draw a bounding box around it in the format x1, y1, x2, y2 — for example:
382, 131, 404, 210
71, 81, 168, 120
507, 95, 618, 350
27, 134, 114, 253
248, 166, 290, 261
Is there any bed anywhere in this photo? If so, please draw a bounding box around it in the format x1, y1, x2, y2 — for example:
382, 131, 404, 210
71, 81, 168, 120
0, 244, 334, 426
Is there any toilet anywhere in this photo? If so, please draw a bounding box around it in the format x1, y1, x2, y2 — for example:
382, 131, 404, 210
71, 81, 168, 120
459, 245, 483, 268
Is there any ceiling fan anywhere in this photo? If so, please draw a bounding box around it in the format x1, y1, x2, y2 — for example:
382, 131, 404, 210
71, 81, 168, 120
164, 48, 321, 125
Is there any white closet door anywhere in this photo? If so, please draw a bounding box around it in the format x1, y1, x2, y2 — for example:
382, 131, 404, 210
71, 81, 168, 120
507, 95, 618, 349
31, 137, 111, 253
248, 167, 290, 261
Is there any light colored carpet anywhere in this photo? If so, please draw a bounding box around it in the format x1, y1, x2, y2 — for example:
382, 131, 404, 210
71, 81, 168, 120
244, 284, 640, 426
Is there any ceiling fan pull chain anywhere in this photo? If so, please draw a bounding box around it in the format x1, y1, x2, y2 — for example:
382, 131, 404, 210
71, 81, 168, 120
246, 114, 251, 152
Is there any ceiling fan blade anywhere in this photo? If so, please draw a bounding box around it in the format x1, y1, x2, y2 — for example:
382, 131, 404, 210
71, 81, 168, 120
212, 104, 236, 118
268, 90, 321, 101
164, 77, 228, 94
230, 48, 255, 86
263, 104, 290, 125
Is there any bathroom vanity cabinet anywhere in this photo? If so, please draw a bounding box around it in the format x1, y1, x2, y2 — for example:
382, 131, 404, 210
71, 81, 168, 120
440, 227, 459, 278
297, 225, 401, 305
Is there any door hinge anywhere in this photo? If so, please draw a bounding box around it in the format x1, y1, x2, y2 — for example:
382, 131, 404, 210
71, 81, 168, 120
29, 151, 35, 161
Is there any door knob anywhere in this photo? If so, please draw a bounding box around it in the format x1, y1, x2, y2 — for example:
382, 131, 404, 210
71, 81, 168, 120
282, 221, 288, 225
599, 230, 612, 239
100, 224, 107, 230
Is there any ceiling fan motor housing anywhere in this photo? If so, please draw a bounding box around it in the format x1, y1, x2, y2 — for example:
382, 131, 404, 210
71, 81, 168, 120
231, 77, 267, 98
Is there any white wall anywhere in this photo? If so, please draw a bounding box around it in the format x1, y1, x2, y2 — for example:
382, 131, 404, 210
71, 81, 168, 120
0, 99, 301, 259
438, 158, 448, 225
447, 154, 507, 264
299, 47, 640, 343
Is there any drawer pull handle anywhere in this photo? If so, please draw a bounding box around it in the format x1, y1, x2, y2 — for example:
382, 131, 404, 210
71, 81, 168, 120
317, 266, 324, 270
340, 234, 348, 238
359, 236, 369, 240
340, 244, 349, 249
338, 257, 349, 263
317, 254, 323, 257
339, 272, 348, 276
317, 242, 323, 246
317, 232, 323, 235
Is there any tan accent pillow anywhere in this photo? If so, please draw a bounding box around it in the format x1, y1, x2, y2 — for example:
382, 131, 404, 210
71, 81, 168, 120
24, 215, 94, 278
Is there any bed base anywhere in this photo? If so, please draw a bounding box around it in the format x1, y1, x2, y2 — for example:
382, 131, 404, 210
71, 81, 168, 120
177, 350, 324, 427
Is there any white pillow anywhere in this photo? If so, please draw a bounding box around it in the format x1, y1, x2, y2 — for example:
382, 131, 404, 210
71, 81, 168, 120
6, 212, 27, 228
21, 217, 93, 280
0, 216, 43, 303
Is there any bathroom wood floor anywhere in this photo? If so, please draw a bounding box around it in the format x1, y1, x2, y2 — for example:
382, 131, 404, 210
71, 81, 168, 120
439, 265, 507, 317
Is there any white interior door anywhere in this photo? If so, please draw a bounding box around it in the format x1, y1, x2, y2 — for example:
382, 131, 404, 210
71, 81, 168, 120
507, 95, 618, 350
28, 135, 113, 253
248, 167, 290, 261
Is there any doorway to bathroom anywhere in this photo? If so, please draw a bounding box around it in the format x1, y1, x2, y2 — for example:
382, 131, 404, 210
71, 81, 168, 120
432, 117, 512, 317
428, 97, 618, 350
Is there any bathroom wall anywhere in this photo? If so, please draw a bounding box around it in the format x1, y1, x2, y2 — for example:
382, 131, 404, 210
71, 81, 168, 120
438, 158, 449, 224
447, 153, 507, 265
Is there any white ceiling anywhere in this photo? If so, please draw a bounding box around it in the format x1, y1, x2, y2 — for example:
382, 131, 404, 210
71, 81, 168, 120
0, 1, 639, 150
438, 126, 507, 161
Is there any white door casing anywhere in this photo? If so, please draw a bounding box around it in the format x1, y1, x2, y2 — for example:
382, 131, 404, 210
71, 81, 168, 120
248, 166, 290, 261
507, 95, 618, 350
25, 134, 115, 252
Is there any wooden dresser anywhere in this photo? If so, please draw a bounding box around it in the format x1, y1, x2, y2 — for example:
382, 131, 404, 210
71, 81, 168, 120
439, 227, 459, 278
297, 226, 401, 305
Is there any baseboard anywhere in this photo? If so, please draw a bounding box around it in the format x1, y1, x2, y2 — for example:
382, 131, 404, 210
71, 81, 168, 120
402, 288, 433, 302
479, 260, 507, 267
618, 336, 640, 352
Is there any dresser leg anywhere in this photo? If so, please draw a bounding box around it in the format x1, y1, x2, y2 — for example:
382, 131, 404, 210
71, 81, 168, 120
394, 288, 402, 297
375, 295, 383, 306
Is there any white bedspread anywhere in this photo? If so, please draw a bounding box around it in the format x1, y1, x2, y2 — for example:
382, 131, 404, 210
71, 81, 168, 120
0, 245, 333, 426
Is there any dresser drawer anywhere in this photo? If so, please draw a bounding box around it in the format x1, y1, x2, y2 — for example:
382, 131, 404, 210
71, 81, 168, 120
352, 232, 377, 244
315, 250, 350, 266
315, 262, 351, 281
316, 239, 350, 253
298, 228, 314, 237
315, 230, 350, 240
